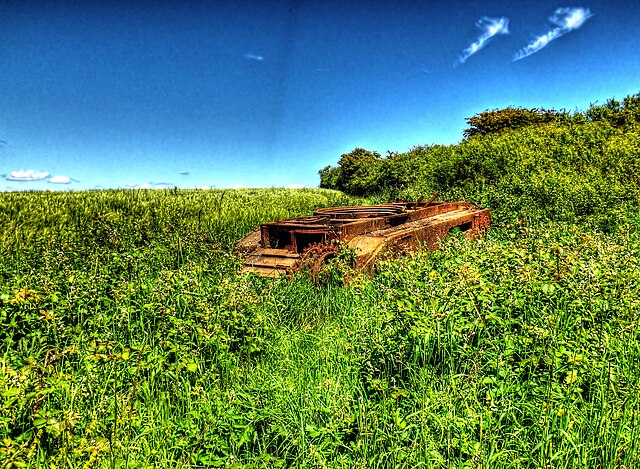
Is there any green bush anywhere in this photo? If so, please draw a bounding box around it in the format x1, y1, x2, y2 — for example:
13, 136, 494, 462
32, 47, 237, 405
319, 93, 640, 228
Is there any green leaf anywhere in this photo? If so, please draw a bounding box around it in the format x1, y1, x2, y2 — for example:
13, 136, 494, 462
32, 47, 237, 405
33, 418, 47, 428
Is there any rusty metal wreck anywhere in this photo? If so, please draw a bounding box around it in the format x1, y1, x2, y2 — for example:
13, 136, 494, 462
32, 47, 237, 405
237, 194, 490, 278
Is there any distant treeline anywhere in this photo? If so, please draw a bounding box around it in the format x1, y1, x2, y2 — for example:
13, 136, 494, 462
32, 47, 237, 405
319, 92, 640, 227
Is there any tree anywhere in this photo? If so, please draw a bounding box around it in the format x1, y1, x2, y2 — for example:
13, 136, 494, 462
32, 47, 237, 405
336, 148, 382, 195
463, 107, 567, 138
318, 165, 340, 190
585, 93, 640, 127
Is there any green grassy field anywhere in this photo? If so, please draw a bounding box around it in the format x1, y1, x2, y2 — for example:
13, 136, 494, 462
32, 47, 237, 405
1, 186, 639, 468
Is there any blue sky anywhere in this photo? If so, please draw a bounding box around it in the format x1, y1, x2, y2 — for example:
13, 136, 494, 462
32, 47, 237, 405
1, 0, 639, 191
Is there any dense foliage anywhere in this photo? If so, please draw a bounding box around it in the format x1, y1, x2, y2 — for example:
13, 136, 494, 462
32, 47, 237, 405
320, 92, 640, 229
462, 107, 569, 138
462, 92, 640, 139
584, 93, 640, 128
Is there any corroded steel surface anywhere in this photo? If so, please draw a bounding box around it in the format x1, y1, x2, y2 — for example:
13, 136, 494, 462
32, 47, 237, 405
237, 195, 490, 277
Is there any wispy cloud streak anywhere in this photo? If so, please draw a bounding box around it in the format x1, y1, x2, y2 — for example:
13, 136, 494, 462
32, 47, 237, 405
244, 53, 265, 62
514, 7, 592, 61
459, 17, 509, 64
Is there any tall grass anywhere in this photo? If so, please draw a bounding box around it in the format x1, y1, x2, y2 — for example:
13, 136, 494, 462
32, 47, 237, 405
2, 186, 639, 467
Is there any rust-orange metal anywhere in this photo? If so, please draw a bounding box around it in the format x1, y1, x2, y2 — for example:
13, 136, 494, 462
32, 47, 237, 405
237, 194, 490, 277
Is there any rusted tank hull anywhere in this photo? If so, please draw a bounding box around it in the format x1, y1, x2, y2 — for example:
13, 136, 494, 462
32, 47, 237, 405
237, 199, 490, 277
347, 204, 490, 271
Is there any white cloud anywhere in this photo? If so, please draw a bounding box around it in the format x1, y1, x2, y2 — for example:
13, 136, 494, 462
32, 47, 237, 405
6, 169, 50, 181
244, 53, 265, 62
231, 183, 245, 189
459, 17, 509, 64
286, 184, 305, 189
194, 185, 212, 190
514, 7, 592, 61
49, 175, 72, 184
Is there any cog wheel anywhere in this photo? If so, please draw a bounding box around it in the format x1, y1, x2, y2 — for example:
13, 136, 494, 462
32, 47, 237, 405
292, 241, 339, 282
